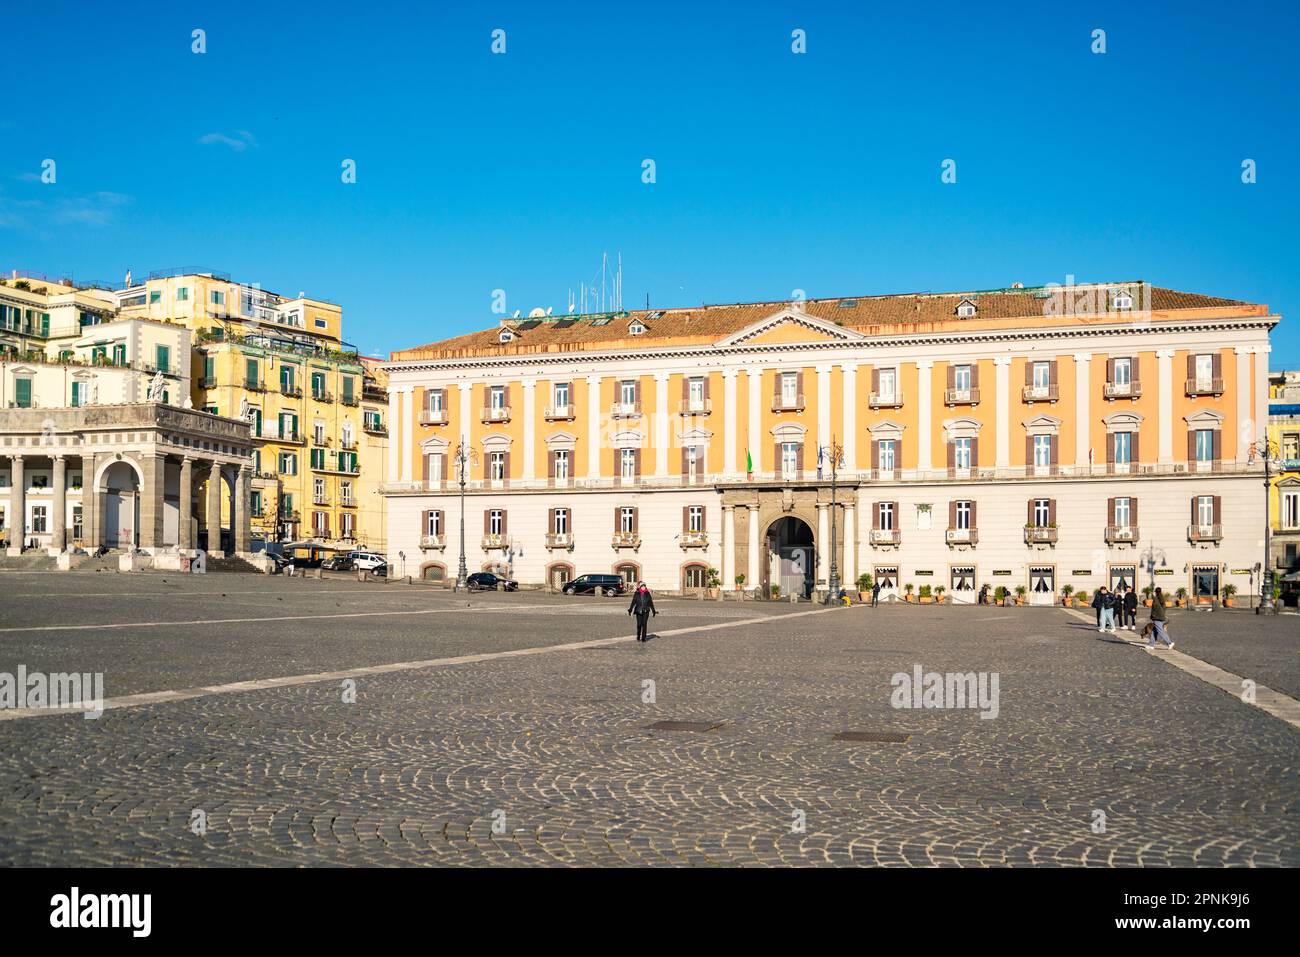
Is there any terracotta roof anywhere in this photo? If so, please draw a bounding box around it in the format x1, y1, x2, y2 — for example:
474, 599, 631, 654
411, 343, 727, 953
391, 282, 1263, 361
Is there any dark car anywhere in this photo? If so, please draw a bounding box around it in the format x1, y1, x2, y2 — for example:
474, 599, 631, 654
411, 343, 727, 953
563, 574, 627, 597
466, 571, 517, 592
321, 555, 355, 571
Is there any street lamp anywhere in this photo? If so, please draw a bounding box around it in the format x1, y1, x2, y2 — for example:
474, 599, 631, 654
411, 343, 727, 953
1252, 437, 1281, 614
1139, 544, 1168, 601
823, 436, 844, 604
452, 441, 479, 591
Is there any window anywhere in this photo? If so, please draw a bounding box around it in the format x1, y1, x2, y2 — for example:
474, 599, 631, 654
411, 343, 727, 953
878, 502, 895, 530
955, 501, 972, 529
489, 451, 506, 481
554, 508, 570, 535
279, 453, 297, 475
1196, 495, 1215, 527
426, 510, 443, 536
1283, 492, 1300, 529
342, 378, 354, 403
176, 287, 189, 301
1032, 362, 1050, 389
499, 329, 513, 343
314, 477, 326, 500
341, 423, 354, 447
619, 507, 636, 533
311, 371, 327, 398
282, 493, 293, 514
781, 372, 798, 407
954, 437, 973, 470
426, 453, 443, 483
32, 506, 47, 534
620, 448, 637, 480
149, 290, 161, 304
878, 439, 896, 471
364, 410, 382, 430
1033, 498, 1051, 526
1113, 292, 1133, 310
683, 565, 708, 588
490, 386, 506, 410
1033, 435, 1051, 468
619, 380, 637, 407
1195, 429, 1214, 463
1113, 357, 1132, 386
70, 381, 84, 407
72, 506, 83, 540
155, 344, 170, 373
687, 506, 704, 533
280, 366, 296, 393
688, 377, 705, 410
14, 378, 32, 408
1114, 497, 1132, 528
781, 441, 800, 479
1194, 354, 1213, 388
313, 423, 326, 446
210, 290, 225, 306
878, 368, 897, 402
1113, 432, 1132, 466
205, 405, 219, 416
488, 510, 504, 535
629, 321, 645, 336
956, 301, 976, 317
686, 445, 699, 476
251, 491, 263, 516
953, 365, 972, 392
340, 513, 354, 538
280, 412, 298, 439
310, 448, 325, 470
312, 511, 328, 535
553, 382, 569, 411
951, 566, 975, 591
554, 450, 570, 480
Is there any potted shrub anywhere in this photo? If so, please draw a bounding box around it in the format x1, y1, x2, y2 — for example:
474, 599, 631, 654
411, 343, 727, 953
994, 585, 1008, 606
919, 584, 933, 604
705, 567, 721, 600
904, 583, 915, 603
735, 573, 746, 600
770, 584, 781, 600
935, 585, 946, 604
1061, 584, 1074, 607
1175, 586, 1188, 608
1014, 584, 1027, 606
1076, 589, 1090, 607
1221, 583, 1237, 608
1141, 584, 1154, 607
856, 572, 873, 602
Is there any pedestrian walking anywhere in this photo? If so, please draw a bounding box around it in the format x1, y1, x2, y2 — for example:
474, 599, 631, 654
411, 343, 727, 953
1093, 586, 1117, 633
871, 580, 880, 607
1122, 586, 1139, 630
1147, 586, 1174, 649
628, 581, 657, 642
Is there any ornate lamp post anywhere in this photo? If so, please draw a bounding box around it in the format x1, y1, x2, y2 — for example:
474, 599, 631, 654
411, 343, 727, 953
1253, 437, 1281, 614
1139, 544, 1168, 602
824, 436, 844, 604
453, 441, 478, 592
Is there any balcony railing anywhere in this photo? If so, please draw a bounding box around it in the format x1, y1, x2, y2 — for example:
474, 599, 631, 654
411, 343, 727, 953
611, 531, 641, 549
363, 420, 387, 435
1024, 525, 1058, 544
280, 384, 303, 398
244, 378, 265, 392
480, 406, 511, 423
869, 392, 903, 409
340, 395, 359, 407
420, 534, 446, 550
771, 393, 805, 412
339, 497, 355, 508
544, 404, 575, 421
1188, 523, 1223, 542
678, 399, 712, 415
870, 528, 901, 545
312, 390, 333, 403
680, 530, 708, 548
610, 401, 642, 417
1021, 384, 1059, 403
339, 439, 357, 451
199, 376, 217, 389
313, 496, 330, 506
1103, 381, 1142, 399
1105, 525, 1139, 543
257, 424, 303, 443
945, 527, 979, 545
482, 533, 506, 550
545, 532, 574, 550
420, 409, 448, 426
1185, 378, 1224, 397
944, 387, 981, 406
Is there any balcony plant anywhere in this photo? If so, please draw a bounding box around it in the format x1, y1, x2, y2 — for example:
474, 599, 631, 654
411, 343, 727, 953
1014, 584, 1027, 606
1175, 586, 1189, 608
904, 582, 915, 603
1061, 584, 1074, 607
1220, 583, 1237, 608
1142, 584, 1154, 607
994, 585, 1008, 606
919, 584, 933, 604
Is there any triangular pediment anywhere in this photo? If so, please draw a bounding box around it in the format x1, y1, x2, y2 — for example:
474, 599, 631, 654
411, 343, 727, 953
717, 308, 868, 348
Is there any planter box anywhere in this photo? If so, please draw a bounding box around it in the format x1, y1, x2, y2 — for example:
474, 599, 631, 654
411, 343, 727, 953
904, 594, 915, 603
920, 596, 933, 604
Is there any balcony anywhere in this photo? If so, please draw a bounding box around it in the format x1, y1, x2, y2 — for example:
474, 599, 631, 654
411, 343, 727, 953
771, 393, 805, 413
1188, 523, 1223, 542
680, 530, 708, 548
362, 420, 387, 435
1021, 384, 1059, 403
199, 377, 217, 389
280, 384, 303, 398
311, 390, 333, 403
945, 527, 979, 545
544, 404, 575, 421
420, 534, 446, 550
1185, 378, 1224, 397
944, 387, 980, 406
1105, 525, 1140, 544
545, 532, 574, 550
340, 394, 359, 407
1103, 380, 1142, 399
482, 533, 506, 550
1024, 525, 1058, 544
870, 528, 901, 546
258, 424, 304, 444
480, 406, 511, 424
678, 399, 712, 415
313, 495, 331, 507
611, 531, 641, 549
869, 392, 903, 409
244, 378, 265, 392
339, 439, 357, 451
610, 401, 642, 418
339, 497, 356, 508
420, 409, 448, 426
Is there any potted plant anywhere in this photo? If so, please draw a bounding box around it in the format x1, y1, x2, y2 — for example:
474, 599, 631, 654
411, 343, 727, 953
735, 573, 746, 600
1175, 586, 1189, 608
1141, 584, 1154, 607
856, 572, 873, 602
1061, 584, 1074, 607
1221, 583, 1237, 608
994, 585, 1008, 606
1014, 584, 1027, 606
919, 584, 933, 604
935, 584, 946, 604
770, 584, 781, 600
904, 583, 915, 603
1076, 589, 1090, 607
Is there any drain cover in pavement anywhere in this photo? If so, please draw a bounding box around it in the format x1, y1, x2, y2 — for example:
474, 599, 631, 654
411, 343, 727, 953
834, 731, 911, 743
647, 720, 723, 732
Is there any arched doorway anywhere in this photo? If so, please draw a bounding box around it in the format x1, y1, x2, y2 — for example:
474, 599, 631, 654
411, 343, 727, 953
765, 516, 814, 599
547, 561, 574, 590
419, 561, 447, 583
98, 460, 142, 549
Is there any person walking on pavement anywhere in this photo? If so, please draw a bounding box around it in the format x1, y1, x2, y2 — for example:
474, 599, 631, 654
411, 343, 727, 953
1148, 586, 1174, 649
871, 580, 880, 607
628, 581, 657, 642
1122, 586, 1139, 630
1093, 586, 1117, 633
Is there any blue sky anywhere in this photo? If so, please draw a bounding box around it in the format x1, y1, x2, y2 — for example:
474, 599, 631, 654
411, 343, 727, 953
1, 0, 1296, 365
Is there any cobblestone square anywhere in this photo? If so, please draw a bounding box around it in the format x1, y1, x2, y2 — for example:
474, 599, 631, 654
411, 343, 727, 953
0, 572, 1296, 866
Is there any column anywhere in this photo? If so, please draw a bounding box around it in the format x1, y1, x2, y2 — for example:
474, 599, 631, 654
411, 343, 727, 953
179, 457, 194, 550
7, 455, 24, 555
747, 369, 762, 477
206, 461, 223, 557
140, 453, 166, 550
747, 505, 759, 590
654, 372, 669, 478
400, 387, 416, 482
841, 363, 857, 475
816, 501, 829, 589
49, 455, 67, 555
84, 454, 101, 551
916, 362, 933, 472
1234, 347, 1252, 460
457, 383, 472, 453
234, 466, 251, 554
1254, 346, 1271, 457
994, 356, 1011, 469
723, 369, 738, 477
720, 504, 733, 590
522, 380, 536, 481
387, 387, 400, 482
1074, 353, 1092, 470
1157, 349, 1174, 464
585, 375, 601, 479
816, 365, 832, 456
842, 502, 856, 589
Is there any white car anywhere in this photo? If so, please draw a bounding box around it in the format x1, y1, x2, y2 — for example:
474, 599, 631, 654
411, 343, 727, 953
349, 551, 387, 571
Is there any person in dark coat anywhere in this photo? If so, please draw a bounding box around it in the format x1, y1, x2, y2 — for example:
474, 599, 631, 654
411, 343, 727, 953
871, 580, 880, 607
628, 582, 657, 642
1122, 586, 1139, 630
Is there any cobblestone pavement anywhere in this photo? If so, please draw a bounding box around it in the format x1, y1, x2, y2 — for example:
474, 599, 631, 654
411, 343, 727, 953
0, 576, 1297, 866
1146, 607, 1300, 701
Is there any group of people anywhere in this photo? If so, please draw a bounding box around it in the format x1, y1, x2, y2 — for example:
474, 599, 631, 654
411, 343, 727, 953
1092, 584, 1175, 649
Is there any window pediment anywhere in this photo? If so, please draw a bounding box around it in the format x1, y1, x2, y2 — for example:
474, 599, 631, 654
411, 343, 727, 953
1022, 414, 1063, 436
942, 416, 983, 440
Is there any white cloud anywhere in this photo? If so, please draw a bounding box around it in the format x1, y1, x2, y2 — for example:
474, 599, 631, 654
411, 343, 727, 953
198, 130, 258, 151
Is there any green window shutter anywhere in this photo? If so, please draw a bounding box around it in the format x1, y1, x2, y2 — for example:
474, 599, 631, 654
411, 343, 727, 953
113, 343, 126, 365
15, 378, 32, 408
150, 290, 160, 303
40, 313, 49, 336
156, 344, 170, 372
205, 356, 215, 380
246, 358, 258, 384
342, 378, 354, 401
71, 382, 82, 407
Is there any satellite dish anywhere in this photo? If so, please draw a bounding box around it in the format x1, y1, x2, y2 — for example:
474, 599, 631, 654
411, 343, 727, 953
568, 304, 575, 314
545, 307, 553, 316
512, 310, 521, 318
528, 307, 546, 318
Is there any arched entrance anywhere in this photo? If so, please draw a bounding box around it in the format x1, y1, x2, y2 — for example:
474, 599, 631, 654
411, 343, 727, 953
98, 459, 142, 549
764, 516, 814, 599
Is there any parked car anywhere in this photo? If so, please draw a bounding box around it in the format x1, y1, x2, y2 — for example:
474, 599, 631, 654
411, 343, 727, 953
466, 571, 517, 592
321, 555, 355, 571
349, 551, 387, 571
563, 574, 627, 597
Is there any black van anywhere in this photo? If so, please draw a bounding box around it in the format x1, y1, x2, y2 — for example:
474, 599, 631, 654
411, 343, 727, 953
563, 574, 627, 596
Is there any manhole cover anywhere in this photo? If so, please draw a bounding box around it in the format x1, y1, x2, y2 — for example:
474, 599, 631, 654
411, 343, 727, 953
647, 720, 723, 732
834, 731, 911, 743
